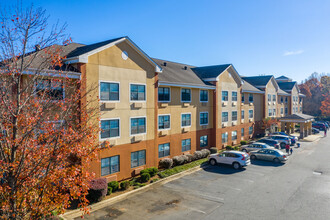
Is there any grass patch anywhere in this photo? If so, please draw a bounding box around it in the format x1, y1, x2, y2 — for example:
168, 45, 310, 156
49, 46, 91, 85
158, 158, 208, 179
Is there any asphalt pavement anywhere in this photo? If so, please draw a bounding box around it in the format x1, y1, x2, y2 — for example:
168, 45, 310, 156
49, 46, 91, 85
78, 134, 329, 220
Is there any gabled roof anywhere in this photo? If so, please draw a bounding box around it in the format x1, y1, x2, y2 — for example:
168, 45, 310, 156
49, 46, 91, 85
191, 64, 231, 79
241, 75, 273, 87
152, 58, 215, 89
280, 113, 314, 122
277, 82, 297, 91
241, 80, 264, 94
276, 75, 292, 81
278, 88, 290, 96
64, 36, 162, 73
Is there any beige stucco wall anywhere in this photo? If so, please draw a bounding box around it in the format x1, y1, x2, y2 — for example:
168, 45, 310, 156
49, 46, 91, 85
291, 85, 300, 114
265, 80, 278, 117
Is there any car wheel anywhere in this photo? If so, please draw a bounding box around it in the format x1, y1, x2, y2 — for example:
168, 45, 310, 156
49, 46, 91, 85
273, 158, 280, 163
232, 162, 241, 170
209, 159, 217, 166
280, 142, 286, 149
242, 149, 247, 153
250, 155, 257, 160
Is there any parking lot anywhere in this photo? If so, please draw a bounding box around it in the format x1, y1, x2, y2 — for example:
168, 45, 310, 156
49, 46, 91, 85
70, 134, 330, 220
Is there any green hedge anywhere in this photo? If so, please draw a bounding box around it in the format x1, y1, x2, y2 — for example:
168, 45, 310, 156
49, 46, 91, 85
140, 167, 158, 177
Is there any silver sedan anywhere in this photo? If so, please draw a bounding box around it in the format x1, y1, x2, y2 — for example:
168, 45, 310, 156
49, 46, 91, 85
250, 149, 288, 163
241, 142, 274, 153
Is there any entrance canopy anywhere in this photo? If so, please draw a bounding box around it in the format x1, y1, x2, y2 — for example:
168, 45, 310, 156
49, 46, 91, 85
279, 113, 315, 139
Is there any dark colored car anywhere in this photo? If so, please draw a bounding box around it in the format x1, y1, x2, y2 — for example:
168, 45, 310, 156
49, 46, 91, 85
256, 138, 281, 149
312, 123, 326, 131
312, 128, 320, 134
316, 121, 329, 129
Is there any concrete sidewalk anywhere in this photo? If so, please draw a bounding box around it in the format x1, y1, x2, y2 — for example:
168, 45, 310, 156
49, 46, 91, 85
290, 133, 323, 142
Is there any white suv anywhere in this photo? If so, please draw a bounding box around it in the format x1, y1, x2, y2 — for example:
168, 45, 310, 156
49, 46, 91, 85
209, 151, 250, 169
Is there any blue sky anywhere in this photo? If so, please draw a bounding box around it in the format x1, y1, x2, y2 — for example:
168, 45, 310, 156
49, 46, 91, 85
4, 0, 330, 82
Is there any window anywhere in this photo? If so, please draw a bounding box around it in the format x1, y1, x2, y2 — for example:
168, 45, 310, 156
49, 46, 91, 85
293, 96, 295, 102
200, 90, 208, 102
232, 131, 237, 140
273, 109, 276, 116
181, 113, 191, 127
249, 126, 253, 135
200, 112, 208, 125
249, 94, 254, 102
222, 132, 228, 143
273, 95, 276, 101
181, 88, 191, 102
281, 97, 283, 103
158, 143, 170, 158
158, 115, 170, 130
182, 139, 191, 152
222, 112, 228, 122
241, 94, 245, 103
281, 108, 284, 114
285, 107, 288, 115
285, 97, 288, 103
130, 84, 146, 101
268, 109, 272, 117
100, 82, 119, 101
222, 91, 228, 101
296, 107, 298, 112
131, 150, 146, 168
300, 106, 302, 112
36, 79, 64, 100
158, 87, 170, 102
268, 94, 271, 101
232, 92, 237, 101
241, 110, 245, 119
101, 156, 119, 176
232, 111, 237, 121
131, 117, 146, 135
200, 135, 208, 147
101, 119, 120, 139
249, 110, 253, 118
241, 128, 244, 136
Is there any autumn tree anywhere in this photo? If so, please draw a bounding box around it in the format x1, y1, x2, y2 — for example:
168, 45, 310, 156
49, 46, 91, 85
320, 76, 330, 116
0, 4, 101, 219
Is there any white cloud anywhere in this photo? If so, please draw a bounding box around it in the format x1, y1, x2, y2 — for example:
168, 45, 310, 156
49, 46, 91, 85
283, 50, 304, 56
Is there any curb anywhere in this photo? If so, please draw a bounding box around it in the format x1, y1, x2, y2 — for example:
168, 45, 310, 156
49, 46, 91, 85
61, 163, 209, 219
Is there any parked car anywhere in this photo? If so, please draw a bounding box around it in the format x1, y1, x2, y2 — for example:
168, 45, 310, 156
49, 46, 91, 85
250, 149, 288, 163
241, 142, 274, 153
269, 135, 291, 149
312, 127, 320, 134
312, 123, 326, 131
316, 121, 329, 129
256, 138, 281, 149
209, 151, 250, 169
269, 132, 297, 145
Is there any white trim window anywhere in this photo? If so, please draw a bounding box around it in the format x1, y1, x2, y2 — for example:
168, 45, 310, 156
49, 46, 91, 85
268, 109, 272, 117
100, 119, 120, 139
222, 132, 228, 143
273, 109, 276, 116
273, 95, 276, 101
232, 111, 238, 121
285, 107, 288, 115
200, 112, 209, 125
241, 94, 245, 103
200, 135, 208, 147
130, 84, 146, 101
222, 112, 228, 122
249, 126, 253, 135
158, 115, 170, 130
249, 110, 253, 119
232, 130, 237, 140
131, 150, 146, 168
241, 128, 244, 136
249, 93, 254, 102
222, 91, 228, 101
232, 92, 237, 101
100, 81, 119, 101
36, 79, 64, 100
181, 88, 191, 102
101, 155, 120, 176
158, 143, 170, 158
181, 113, 191, 127
268, 94, 272, 102
281, 108, 284, 114
241, 110, 245, 119
200, 90, 208, 102
182, 138, 191, 152
158, 87, 170, 102
130, 117, 146, 135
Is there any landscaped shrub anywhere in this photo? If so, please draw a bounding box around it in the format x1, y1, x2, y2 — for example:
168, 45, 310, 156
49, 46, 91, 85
140, 167, 158, 177
120, 181, 131, 190
193, 151, 203, 160
140, 173, 150, 183
185, 154, 194, 163
210, 147, 218, 154
172, 156, 185, 166
133, 182, 146, 189
240, 140, 247, 145
159, 158, 173, 169
107, 186, 112, 195
181, 155, 189, 164
150, 178, 160, 183
201, 149, 211, 158
225, 145, 234, 150
234, 146, 240, 151
86, 178, 107, 203
108, 181, 119, 192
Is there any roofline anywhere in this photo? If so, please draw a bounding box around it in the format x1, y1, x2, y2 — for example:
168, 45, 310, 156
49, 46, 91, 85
242, 89, 265, 94
159, 81, 216, 90
63, 37, 162, 73
23, 68, 81, 79
278, 93, 291, 96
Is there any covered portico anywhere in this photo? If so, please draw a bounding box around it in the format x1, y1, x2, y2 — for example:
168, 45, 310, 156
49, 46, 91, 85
279, 113, 315, 139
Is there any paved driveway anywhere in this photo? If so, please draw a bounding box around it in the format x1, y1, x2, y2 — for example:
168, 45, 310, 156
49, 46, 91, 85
75, 135, 330, 220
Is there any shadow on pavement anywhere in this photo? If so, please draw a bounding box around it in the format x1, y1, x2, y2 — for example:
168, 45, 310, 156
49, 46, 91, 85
202, 164, 246, 175
250, 159, 285, 167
